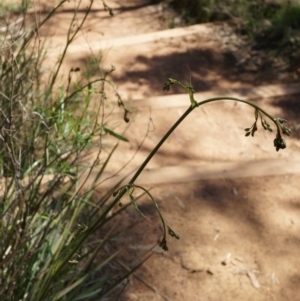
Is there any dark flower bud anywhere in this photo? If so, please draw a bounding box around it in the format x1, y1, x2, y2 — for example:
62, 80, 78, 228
168, 226, 180, 239
159, 238, 168, 251
124, 111, 130, 123
282, 127, 292, 136
274, 134, 286, 151
163, 83, 170, 91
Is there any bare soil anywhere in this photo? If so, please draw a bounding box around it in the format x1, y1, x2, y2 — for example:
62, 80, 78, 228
28, 0, 300, 300
112, 175, 300, 301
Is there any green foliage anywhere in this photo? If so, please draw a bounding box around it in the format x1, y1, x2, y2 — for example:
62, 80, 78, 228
0, 1, 138, 300
159, 0, 300, 61
166, 0, 300, 28
0, 0, 32, 14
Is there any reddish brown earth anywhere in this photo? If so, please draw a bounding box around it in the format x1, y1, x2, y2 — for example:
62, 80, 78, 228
21, 0, 300, 300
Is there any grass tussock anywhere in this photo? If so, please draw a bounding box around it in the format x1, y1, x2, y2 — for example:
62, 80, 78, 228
0, 1, 141, 300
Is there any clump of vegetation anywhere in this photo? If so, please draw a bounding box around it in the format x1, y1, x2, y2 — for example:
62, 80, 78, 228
156, 0, 300, 66
0, 1, 140, 300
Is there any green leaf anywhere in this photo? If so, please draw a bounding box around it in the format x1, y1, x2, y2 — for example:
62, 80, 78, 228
23, 159, 42, 177
73, 287, 103, 301
129, 195, 146, 219
101, 126, 129, 142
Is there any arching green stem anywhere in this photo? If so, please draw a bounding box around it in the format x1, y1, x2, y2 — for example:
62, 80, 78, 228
113, 97, 273, 205
106, 84, 291, 250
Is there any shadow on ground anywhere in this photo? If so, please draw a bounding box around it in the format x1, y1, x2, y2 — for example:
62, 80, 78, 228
78, 46, 285, 96
96, 174, 300, 300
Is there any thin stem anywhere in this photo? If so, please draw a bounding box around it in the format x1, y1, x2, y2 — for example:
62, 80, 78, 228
91, 105, 194, 232
109, 96, 282, 211
129, 96, 282, 186
196, 96, 281, 133
49, 0, 95, 90
128, 106, 194, 184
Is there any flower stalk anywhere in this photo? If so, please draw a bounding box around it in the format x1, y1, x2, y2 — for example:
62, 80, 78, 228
111, 78, 292, 250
